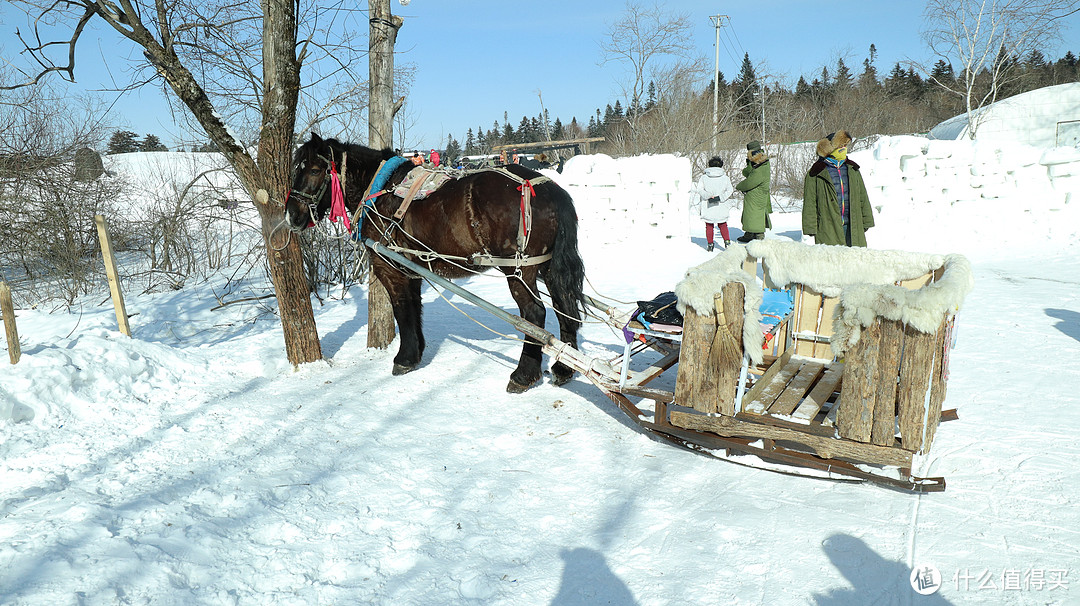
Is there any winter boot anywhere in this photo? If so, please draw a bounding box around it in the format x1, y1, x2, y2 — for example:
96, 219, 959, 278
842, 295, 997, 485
754, 232, 765, 240
707, 242, 715, 252
724, 240, 731, 248
736, 232, 755, 243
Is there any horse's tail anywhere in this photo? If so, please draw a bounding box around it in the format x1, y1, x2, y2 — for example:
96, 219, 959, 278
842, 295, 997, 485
545, 188, 586, 325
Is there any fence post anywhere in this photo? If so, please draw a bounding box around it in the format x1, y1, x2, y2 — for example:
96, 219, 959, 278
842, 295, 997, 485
94, 214, 131, 336
0, 281, 20, 364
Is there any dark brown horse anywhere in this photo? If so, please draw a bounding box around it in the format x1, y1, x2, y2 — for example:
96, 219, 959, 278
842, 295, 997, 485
285, 133, 585, 393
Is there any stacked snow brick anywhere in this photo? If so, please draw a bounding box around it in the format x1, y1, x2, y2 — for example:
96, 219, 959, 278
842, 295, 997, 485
550, 153, 692, 244
851, 135, 1080, 256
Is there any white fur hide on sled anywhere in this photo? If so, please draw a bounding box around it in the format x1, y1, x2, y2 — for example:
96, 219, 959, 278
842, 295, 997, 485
674, 239, 974, 362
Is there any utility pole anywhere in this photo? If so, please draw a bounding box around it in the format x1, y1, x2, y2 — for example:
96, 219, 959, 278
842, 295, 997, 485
367, 0, 404, 350
709, 14, 728, 155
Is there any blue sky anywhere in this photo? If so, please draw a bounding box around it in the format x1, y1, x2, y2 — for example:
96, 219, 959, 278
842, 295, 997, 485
2, 1, 1078, 150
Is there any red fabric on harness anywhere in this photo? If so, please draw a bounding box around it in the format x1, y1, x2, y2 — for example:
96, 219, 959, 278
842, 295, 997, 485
328, 161, 351, 231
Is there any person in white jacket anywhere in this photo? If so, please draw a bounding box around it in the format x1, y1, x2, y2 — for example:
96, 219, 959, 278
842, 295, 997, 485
691, 156, 736, 251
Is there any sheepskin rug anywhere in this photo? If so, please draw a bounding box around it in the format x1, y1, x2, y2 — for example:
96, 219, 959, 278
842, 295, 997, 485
674, 240, 973, 361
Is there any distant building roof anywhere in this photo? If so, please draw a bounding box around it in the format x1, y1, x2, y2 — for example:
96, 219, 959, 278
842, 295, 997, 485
928, 82, 1080, 147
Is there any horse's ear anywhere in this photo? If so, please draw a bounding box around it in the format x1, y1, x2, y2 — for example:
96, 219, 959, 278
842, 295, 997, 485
311, 132, 322, 143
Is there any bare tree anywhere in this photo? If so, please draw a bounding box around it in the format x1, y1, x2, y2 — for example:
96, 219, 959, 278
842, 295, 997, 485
2, 0, 379, 365
921, 0, 1080, 138
599, 2, 699, 130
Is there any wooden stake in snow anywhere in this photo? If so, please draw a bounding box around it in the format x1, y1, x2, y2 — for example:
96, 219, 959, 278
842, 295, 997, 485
0, 281, 20, 364
94, 214, 131, 336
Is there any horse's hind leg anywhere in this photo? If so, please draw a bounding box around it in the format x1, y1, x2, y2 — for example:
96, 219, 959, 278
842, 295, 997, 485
506, 272, 545, 393
378, 268, 424, 375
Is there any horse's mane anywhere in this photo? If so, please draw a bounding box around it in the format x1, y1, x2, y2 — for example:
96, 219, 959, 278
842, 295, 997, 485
293, 134, 395, 167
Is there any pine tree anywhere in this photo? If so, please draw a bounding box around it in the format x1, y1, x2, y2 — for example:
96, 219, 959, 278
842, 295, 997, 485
834, 58, 853, 90
930, 60, 955, 87
140, 134, 168, 152
795, 76, 812, 98
444, 135, 462, 165
464, 128, 476, 155
859, 45, 879, 89
107, 130, 140, 154
552, 117, 564, 140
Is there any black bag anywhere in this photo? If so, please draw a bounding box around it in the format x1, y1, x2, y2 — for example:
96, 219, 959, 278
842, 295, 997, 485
636, 291, 683, 326
706, 195, 721, 208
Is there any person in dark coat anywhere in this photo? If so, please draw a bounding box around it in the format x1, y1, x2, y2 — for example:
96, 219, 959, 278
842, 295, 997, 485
801, 130, 875, 247
734, 140, 772, 242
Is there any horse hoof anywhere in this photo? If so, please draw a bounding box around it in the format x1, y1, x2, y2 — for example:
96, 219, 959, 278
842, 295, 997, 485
551, 372, 575, 387
506, 379, 535, 394
393, 363, 417, 376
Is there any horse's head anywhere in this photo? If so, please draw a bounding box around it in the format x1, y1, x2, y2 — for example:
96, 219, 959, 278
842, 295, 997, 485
285, 132, 335, 231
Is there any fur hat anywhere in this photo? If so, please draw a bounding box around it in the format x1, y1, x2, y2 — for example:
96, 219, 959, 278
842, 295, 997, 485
746, 140, 767, 164
817, 130, 853, 158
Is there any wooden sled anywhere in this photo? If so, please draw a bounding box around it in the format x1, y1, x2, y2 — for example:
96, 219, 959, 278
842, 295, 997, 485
656, 240, 973, 491
363, 238, 973, 492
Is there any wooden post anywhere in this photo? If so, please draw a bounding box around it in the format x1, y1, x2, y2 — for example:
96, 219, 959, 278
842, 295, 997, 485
836, 318, 881, 442
897, 325, 936, 452
94, 214, 131, 336
366, 0, 403, 349
674, 283, 743, 415
0, 281, 20, 364
870, 319, 904, 446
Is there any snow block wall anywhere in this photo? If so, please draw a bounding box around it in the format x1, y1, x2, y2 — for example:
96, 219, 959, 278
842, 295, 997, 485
548, 153, 692, 246
851, 135, 1080, 256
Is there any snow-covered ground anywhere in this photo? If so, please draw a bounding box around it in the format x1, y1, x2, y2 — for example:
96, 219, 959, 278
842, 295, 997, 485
2, 133, 1080, 605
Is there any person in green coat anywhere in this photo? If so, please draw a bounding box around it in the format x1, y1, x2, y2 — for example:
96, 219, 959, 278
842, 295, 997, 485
802, 130, 875, 247
734, 140, 772, 242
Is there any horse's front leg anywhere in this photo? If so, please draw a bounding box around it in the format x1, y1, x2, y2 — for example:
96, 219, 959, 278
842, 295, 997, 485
506, 272, 545, 393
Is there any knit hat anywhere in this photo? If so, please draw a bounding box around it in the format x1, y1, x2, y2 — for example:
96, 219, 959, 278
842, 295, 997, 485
747, 140, 763, 153
816, 130, 853, 158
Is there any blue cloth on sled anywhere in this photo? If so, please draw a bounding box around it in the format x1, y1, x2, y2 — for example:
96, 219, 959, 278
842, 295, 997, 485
760, 288, 794, 329
370, 156, 409, 196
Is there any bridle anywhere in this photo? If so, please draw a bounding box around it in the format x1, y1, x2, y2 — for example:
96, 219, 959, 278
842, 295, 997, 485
289, 151, 338, 222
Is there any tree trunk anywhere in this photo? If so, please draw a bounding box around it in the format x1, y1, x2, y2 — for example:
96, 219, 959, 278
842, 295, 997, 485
258, 0, 322, 365
366, 0, 403, 350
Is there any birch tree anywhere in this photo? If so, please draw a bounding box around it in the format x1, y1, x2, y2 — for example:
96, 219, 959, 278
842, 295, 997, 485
921, 0, 1080, 138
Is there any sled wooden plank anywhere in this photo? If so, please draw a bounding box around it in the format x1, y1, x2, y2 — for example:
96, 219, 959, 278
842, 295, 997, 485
744, 355, 802, 415
740, 350, 794, 414
670, 410, 913, 468
792, 286, 822, 357
900, 271, 933, 290
742, 254, 758, 280
814, 296, 838, 359
768, 360, 825, 416
897, 325, 935, 452
871, 319, 905, 446
792, 364, 844, 422
624, 349, 680, 388
837, 319, 881, 443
